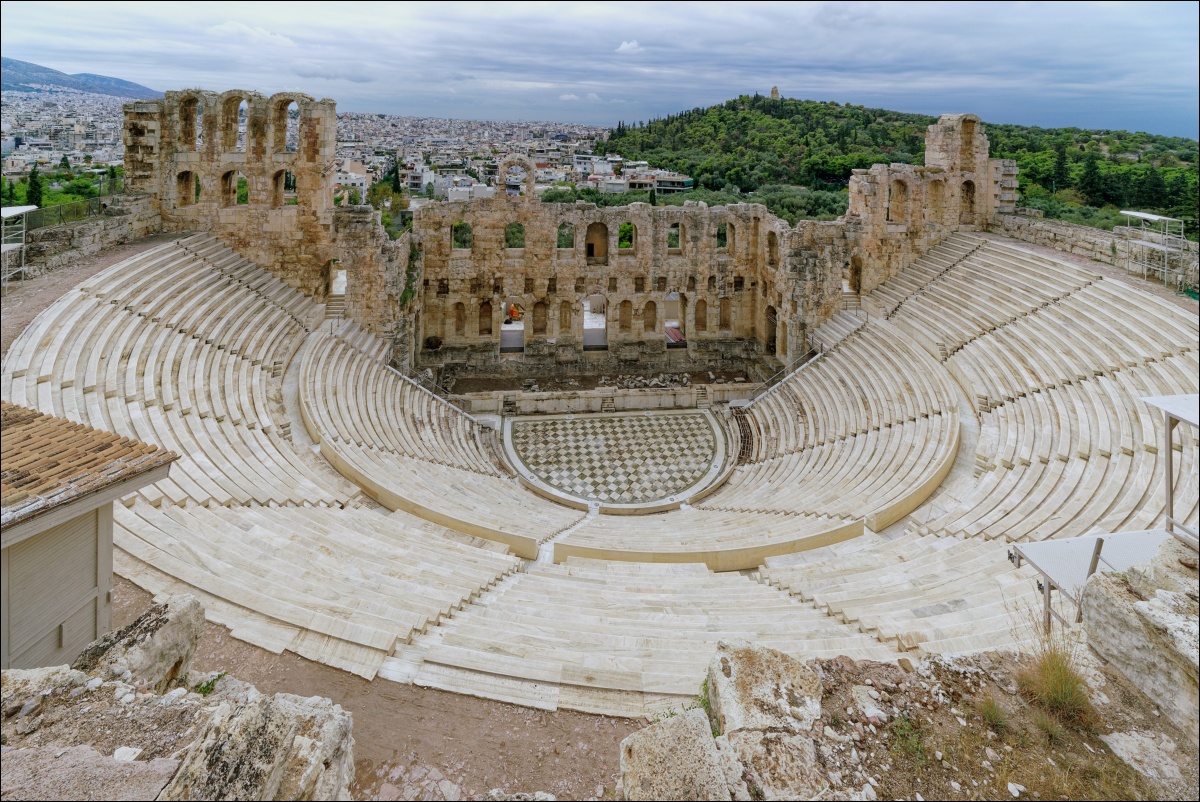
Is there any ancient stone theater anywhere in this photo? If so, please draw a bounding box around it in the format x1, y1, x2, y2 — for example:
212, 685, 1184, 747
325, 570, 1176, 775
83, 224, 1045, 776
2, 88, 1195, 717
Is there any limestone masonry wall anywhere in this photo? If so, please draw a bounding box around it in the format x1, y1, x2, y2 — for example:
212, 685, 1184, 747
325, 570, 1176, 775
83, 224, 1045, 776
20, 194, 162, 277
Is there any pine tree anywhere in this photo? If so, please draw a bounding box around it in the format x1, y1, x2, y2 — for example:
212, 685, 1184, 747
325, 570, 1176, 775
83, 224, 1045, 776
27, 163, 44, 208
1135, 167, 1167, 210
1076, 151, 1104, 206
1052, 144, 1070, 191
648, 186, 657, 206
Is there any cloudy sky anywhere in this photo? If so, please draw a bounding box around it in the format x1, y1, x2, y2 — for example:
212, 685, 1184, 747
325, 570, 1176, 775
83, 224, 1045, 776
2, 1, 1197, 137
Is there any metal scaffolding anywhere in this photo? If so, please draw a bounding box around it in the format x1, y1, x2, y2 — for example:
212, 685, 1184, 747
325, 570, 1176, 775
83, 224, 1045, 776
1, 205, 38, 296
1118, 210, 1193, 288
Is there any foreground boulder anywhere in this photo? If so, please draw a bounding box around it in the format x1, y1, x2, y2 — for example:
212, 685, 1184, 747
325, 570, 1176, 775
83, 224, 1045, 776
619, 708, 731, 801
707, 639, 822, 734
1, 595, 354, 801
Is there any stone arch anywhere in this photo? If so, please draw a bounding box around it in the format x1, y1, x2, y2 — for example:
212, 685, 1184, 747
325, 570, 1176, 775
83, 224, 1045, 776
767, 231, 780, 267
478, 300, 493, 336
716, 222, 728, 249
618, 222, 637, 253
452, 221, 473, 250
583, 294, 607, 350
178, 95, 202, 152
270, 95, 302, 153
557, 222, 575, 249
850, 256, 863, 295
887, 179, 909, 223
643, 300, 657, 333
694, 298, 708, 332
585, 222, 608, 264
176, 170, 199, 207
619, 300, 633, 332
665, 292, 686, 347
219, 91, 253, 152
497, 153, 536, 197
532, 301, 548, 334
501, 297, 525, 352
505, 221, 526, 249
960, 180, 976, 224
453, 302, 466, 336
927, 179, 946, 221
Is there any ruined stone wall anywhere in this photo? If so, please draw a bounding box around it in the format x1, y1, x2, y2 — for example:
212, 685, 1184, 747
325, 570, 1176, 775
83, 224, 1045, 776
989, 213, 1199, 289
846, 114, 1018, 295
332, 207, 406, 338
123, 90, 338, 297
411, 197, 822, 372
19, 194, 162, 278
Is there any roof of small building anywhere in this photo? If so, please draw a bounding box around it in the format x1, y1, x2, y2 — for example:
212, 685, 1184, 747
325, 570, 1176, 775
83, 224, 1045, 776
1, 401, 178, 530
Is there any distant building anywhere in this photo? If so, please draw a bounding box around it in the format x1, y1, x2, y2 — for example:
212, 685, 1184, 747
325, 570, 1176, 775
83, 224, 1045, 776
770, 86, 780, 100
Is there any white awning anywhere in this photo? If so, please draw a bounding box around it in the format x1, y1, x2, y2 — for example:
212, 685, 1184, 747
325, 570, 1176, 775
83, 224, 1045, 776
1142, 394, 1199, 428
1120, 210, 1180, 223
1, 206, 39, 219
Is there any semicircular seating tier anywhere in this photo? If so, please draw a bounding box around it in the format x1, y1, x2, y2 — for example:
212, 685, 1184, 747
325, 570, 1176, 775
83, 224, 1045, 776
382, 556, 901, 718
298, 330, 586, 559
694, 320, 961, 532
1, 235, 357, 508
866, 233, 1199, 542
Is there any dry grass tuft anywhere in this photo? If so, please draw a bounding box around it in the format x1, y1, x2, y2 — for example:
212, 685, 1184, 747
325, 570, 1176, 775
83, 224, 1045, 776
977, 695, 1007, 731
1017, 645, 1096, 728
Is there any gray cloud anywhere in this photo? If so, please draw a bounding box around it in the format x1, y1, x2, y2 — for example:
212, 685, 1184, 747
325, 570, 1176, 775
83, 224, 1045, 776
1, 1, 1196, 136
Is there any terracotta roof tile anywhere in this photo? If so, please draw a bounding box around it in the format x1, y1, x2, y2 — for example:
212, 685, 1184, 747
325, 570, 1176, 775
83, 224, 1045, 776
1, 401, 178, 529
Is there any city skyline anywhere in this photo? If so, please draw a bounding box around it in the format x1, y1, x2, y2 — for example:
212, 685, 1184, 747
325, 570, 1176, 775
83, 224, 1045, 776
1, 1, 1198, 138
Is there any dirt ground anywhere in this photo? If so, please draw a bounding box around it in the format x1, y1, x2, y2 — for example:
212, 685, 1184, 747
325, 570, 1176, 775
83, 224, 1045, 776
112, 577, 640, 801
1, 233, 186, 358
448, 369, 751, 395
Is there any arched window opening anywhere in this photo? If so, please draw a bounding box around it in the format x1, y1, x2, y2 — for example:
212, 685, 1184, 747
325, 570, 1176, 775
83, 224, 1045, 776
927, 180, 946, 221
667, 222, 683, 253
236, 172, 249, 205
478, 301, 493, 336
643, 300, 657, 333
767, 231, 779, 267
273, 100, 299, 153
719, 297, 732, 331
849, 256, 863, 295
500, 300, 525, 352
716, 222, 728, 249
694, 299, 708, 332
960, 180, 976, 224
532, 301, 548, 335
221, 96, 247, 152
452, 221, 473, 250
618, 222, 636, 252
585, 222, 609, 264
454, 302, 466, 336
887, 180, 909, 224
557, 222, 575, 249
583, 294, 607, 350
179, 97, 201, 152
664, 292, 686, 348
176, 171, 198, 207
727, 222, 737, 251
687, 275, 697, 291
765, 305, 779, 355
619, 300, 633, 332
559, 301, 572, 333
707, 275, 717, 292
505, 221, 525, 249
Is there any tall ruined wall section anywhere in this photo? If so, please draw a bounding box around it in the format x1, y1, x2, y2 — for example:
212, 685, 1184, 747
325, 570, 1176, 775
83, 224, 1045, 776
846, 114, 1017, 294
410, 197, 827, 372
123, 90, 339, 297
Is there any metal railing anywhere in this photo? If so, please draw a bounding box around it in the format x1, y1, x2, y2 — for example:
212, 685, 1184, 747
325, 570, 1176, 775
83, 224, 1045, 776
23, 178, 126, 232
748, 346, 822, 403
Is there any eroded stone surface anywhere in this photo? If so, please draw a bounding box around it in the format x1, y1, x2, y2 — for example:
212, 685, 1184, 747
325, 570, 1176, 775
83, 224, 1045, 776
73, 594, 205, 694
707, 640, 822, 735
618, 708, 730, 801
0, 744, 180, 801
719, 730, 827, 801
1100, 730, 1185, 783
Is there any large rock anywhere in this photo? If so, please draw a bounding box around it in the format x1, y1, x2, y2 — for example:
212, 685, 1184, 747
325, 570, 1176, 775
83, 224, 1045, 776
0, 744, 180, 801
1082, 543, 1199, 747
159, 676, 354, 801
716, 731, 827, 801
706, 640, 822, 735
619, 709, 731, 801
72, 594, 205, 694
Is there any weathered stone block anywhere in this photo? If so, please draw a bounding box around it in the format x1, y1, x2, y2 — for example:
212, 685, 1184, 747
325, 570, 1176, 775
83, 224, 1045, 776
707, 640, 822, 735
618, 708, 730, 801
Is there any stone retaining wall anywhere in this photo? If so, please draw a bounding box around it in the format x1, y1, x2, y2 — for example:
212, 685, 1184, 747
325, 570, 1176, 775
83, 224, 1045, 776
20, 194, 162, 278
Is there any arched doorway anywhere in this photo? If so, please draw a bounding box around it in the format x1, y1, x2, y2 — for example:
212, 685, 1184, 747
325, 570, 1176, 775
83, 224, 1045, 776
500, 299, 525, 352
849, 256, 863, 295
583, 294, 607, 350
664, 291, 686, 348
960, 180, 976, 225
585, 223, 608, 265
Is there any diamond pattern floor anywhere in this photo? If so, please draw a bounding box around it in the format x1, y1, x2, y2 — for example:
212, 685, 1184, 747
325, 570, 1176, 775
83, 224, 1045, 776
509, 412, 717, 504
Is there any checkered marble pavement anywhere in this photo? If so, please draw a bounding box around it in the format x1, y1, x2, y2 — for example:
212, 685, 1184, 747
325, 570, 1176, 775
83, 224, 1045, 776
509, 412, 717, 504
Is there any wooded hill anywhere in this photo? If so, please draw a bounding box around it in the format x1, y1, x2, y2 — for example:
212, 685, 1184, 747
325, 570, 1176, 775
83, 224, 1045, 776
604, 94, 1199, 232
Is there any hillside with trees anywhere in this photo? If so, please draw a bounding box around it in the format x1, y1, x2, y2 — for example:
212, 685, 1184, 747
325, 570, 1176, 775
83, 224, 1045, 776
604, 94, 1199, 235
